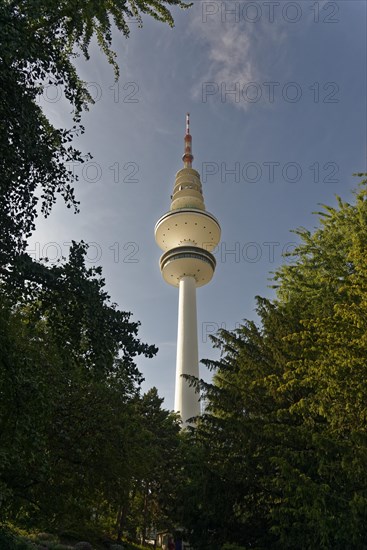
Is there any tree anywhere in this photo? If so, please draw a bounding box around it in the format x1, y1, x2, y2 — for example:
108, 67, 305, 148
180, 176, 367, 549
122, 388, 181, 544
0, 243, 158, 531
269, 177, 367, 548
0, 0, 191, 269
0, 1, 192, 539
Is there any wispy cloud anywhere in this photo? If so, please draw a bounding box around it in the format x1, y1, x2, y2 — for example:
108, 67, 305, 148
188, 2, 290, 110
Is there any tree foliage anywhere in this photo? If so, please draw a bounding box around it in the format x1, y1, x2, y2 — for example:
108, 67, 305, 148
0, 244, 160, 530
0, 0, 191, 267
1, 0, 191, 542
178, 176, 367, 549
0, 0, 191, 543
123, 388, 181, 543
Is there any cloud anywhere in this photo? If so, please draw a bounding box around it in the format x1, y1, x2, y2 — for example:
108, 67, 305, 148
201, 23, 255, 83
188, 2, 289, 110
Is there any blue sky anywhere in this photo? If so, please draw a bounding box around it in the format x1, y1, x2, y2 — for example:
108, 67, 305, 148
30, 0, 366, 410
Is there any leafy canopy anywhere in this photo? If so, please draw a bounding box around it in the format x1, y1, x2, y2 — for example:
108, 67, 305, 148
0, 0, 191, 265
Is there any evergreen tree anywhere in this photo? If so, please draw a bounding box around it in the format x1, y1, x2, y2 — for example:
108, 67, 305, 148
181, 176, 367, 549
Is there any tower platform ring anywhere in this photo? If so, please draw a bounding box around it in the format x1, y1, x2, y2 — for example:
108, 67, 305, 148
159, 246, 216, 287
155, 209, 221, 252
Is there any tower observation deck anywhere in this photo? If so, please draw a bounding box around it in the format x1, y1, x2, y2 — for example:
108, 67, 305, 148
154, 114, 221, 426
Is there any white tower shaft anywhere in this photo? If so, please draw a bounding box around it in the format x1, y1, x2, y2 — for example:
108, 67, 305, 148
155, 114, 221, 428
175, 276, 200, 424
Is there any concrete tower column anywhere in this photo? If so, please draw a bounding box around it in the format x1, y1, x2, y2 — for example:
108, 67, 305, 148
175, 276, 200, 423
155, 114, 221, 428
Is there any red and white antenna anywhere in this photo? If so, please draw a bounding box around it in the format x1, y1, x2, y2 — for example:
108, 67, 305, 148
182, 112, 193, 168
186, 112, 190, 135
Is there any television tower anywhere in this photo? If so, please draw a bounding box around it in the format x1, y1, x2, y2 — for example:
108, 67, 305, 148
155, 114, 221, 426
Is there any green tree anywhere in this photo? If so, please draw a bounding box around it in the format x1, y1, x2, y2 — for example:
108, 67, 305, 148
269, 177, 367, 548
0, 243, 157, 532
0, 0, 191, 269
181, 176, 367, 549
123, 388, 181, 544
1, 0, 192, 539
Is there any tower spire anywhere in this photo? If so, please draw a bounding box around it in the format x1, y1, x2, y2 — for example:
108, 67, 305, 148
186, 112, 190, 135
182, 112, 193, 168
